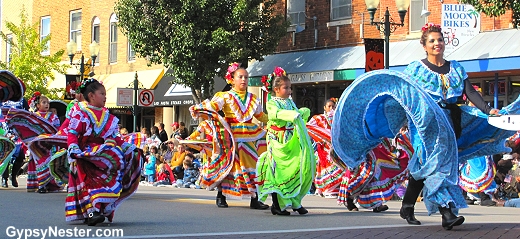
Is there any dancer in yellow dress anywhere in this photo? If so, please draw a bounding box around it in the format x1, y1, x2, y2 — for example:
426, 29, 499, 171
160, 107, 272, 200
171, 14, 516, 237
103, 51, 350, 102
189, 63, 269, 209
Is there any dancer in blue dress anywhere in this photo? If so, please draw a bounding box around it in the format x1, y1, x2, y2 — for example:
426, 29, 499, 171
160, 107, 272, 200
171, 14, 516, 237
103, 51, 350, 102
332, 23, 517, 231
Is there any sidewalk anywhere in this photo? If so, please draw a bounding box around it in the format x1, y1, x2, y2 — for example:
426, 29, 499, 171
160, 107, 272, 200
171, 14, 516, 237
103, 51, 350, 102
177, 223, 520, 239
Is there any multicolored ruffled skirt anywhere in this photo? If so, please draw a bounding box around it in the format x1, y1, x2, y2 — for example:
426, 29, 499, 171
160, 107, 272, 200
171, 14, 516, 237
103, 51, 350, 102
65, 142, 142, 222
337, 137, 412, 209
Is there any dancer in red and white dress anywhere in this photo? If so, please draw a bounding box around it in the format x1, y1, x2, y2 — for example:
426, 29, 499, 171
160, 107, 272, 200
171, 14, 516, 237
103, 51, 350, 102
306, 98, 344, 198
66, 79, 142, 226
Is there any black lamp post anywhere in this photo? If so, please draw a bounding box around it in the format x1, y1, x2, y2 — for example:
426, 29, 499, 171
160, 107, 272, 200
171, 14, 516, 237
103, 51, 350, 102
364, 0, 409, 69
128, 72, 145, 133
66, 40, 100, 82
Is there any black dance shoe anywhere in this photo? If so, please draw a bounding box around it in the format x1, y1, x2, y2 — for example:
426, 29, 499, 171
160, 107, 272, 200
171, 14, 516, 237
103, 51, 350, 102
346, 198, 359, 211
293, 206, 308, 215
271, 206, 290, 216
87, 212, 105, 226
400, 206, 421, 225
250, 198, 269, 210
439, 206, 464, 230
11, 175, 18, 187
216, 195, 228, 208
373, 205, 389, 213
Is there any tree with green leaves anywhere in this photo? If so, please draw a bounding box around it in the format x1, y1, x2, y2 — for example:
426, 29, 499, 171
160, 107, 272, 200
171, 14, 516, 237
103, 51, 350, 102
0, 9, 67, 100
115, 0, 288, 103
459, 0, 520, 28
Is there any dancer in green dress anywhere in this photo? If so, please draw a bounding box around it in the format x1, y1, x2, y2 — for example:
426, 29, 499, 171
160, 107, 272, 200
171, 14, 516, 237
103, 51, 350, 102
256, 67, 315, 216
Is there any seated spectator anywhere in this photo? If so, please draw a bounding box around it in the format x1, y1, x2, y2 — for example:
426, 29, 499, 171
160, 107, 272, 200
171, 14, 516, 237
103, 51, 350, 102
162, 140, 177, 164
171, 143, 187, 178
175, 155, 200, 189
480, 153, 515, 206
494, 153, 520, 204
144, 146, 159, 183
153, 163, 175, 187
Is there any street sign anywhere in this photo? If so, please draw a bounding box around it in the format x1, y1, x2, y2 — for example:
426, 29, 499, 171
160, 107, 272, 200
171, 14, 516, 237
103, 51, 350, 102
117, 88, 133, 106
138, 89, 155, 107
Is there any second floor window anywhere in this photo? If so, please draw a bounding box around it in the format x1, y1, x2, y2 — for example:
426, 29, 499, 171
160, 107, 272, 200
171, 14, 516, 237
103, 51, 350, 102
109, 14, 118, 63
6, 34, 12, 66
40, 16, 51, 55
410, 0, 426, 32
128, 41, 135, 61
331, 0, 352, 21
92, 17, 100, 63
70, 11, 82, 50
287, 0, 305, 26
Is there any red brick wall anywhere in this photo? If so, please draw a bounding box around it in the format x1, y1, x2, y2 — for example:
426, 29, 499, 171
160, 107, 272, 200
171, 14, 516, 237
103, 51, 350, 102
275, 0, 514, 53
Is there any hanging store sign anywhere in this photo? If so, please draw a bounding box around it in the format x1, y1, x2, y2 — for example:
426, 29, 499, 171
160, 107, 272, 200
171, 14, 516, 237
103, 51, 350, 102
441, 4, 481, 55
289, 71, 334, 84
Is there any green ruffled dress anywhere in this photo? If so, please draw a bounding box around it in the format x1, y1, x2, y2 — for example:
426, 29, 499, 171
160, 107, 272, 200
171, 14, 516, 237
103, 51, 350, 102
256, 97, 315, 210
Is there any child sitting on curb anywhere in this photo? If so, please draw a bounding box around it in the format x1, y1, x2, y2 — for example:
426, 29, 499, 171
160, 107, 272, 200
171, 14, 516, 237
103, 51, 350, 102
175, 154, 200, 189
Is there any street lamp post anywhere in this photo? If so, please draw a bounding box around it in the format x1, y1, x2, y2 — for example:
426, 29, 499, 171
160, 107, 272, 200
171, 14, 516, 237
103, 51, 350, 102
128, 72, 144, 133
66, 40, 100, 82
364, 0, 409, 69
133, 72, 138, 133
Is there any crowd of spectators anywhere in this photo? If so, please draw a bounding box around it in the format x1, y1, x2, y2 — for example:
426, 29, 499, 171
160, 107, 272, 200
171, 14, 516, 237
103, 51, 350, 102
136, 122, 203, 190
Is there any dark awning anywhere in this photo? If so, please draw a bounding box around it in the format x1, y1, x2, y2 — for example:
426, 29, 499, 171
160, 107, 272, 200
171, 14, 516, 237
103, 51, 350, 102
152, 69, 228, 106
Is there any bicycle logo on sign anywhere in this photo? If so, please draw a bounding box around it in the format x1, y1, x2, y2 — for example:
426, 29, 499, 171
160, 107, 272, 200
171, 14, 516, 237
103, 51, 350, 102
443, 28, 459, 47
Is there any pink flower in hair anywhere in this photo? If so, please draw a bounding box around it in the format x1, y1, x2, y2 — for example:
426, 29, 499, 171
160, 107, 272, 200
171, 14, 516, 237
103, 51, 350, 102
422, 22, 441, 32
225, 62, 241, 84
273, 66, 286, 77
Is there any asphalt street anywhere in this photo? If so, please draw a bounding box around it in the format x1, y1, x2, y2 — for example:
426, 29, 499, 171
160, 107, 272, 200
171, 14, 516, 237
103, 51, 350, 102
1, 178, 519, 239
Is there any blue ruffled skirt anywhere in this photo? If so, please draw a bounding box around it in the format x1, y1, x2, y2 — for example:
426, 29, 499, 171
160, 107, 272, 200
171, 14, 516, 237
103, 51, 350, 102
332, 70, 519, 214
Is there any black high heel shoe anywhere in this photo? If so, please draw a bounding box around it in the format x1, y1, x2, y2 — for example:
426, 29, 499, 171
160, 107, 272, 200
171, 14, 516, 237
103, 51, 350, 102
292, 206, 308, 215
87, 212, 105, 226
271, 206, 290, 216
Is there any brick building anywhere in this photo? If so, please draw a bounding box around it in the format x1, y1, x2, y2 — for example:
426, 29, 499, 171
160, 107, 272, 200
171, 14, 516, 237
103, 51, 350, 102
0, 0, 207, 135
0, 0, 33, 63
248, 0, 519, 115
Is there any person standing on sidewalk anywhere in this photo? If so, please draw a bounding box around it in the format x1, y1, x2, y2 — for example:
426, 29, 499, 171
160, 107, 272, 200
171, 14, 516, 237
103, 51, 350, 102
157, 123, 168, 143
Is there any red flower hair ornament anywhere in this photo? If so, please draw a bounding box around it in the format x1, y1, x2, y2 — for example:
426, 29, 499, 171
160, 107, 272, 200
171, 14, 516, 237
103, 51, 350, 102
225, 62, 241, 84
421, 23, 441, 33
29, 91, 42, 111
262, 66, 286, 92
